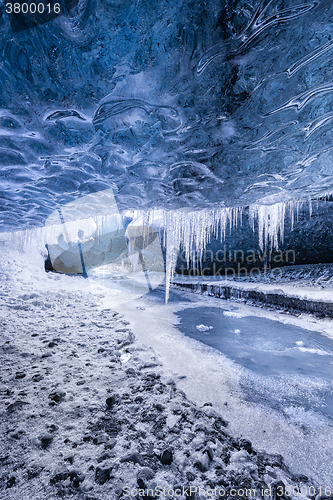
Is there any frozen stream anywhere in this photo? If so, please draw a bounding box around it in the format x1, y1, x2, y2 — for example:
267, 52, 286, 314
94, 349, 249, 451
92, 279, 333, 487
176, 306, 333, 420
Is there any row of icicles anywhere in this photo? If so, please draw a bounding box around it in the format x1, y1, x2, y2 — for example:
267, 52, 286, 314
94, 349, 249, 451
0, 199, 318, 303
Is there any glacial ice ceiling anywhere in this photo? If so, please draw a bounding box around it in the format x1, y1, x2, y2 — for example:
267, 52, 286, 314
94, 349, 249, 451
1, 0, 333, 230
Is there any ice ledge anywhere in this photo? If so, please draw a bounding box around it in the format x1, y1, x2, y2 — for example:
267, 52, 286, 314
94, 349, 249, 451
170, 277, 333, 319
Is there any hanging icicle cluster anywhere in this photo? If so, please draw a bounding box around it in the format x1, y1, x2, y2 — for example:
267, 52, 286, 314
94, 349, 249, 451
0, 199, 315, 304
160, 207, 242, 302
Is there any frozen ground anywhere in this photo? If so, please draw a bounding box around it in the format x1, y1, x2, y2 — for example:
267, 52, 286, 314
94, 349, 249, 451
0, 258, 313, 500
1, 235, 333, 498
112, 287, 333, 489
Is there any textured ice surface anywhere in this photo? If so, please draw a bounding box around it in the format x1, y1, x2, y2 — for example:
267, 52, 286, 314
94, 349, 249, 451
1, 0, 333, 233
177, 306, 333, 418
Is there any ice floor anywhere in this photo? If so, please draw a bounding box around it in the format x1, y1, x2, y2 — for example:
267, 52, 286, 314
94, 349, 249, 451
1, 233, 333, 487
176, 306, 333, 419
93, 279, 333, 487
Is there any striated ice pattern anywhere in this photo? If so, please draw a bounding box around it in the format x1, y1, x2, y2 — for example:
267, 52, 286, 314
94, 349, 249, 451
1, 0, 333, 230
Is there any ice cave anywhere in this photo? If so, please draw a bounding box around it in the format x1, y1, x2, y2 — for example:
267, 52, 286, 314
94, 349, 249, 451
1, 0, 333, 498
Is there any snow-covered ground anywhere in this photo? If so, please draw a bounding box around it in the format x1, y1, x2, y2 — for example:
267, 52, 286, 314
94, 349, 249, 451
1, 232, 333, 498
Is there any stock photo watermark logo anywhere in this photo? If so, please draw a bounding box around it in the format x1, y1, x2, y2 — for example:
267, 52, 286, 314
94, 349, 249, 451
4, 0, 79, 32
44, 188, 165, 305
176, 246, 296, 279
122, 484, 332, 498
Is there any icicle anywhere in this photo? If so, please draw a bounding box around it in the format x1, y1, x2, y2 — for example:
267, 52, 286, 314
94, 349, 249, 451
248, 202, 286, 251
160, 207, 242, 303
289, 201, 295, 232
1, 195, 320, 305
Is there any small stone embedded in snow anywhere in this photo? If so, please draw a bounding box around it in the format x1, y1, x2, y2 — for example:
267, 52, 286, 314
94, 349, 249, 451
230, 449, 251, 464
196, 324, 213, 332
120, 353, 131, 363
203, 406, 219, 418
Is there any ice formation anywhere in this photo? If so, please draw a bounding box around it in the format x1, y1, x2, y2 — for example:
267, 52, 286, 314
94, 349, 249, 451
1, 0, 333, 233
0, 196, 314, 303
0, 0, 331, 302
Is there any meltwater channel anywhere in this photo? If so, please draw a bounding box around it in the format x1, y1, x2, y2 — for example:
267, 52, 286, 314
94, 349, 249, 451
176, 306, 333, 420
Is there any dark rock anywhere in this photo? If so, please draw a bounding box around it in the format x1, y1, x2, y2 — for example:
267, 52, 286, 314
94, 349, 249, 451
40, 434, 53, 448
27, 466, 43, 479
47, 424, 58, 433
154, 403, 165, 411
70, 471, 85, 488
141, 411, 159, 423
76, 380, 85, 386
137, 478, 147, 491
120, 452, 144, 466
7, 401, 29, 413
10, 430, 24, 439
104, 439, 117, 450
48, 391, 66, 403
106, 394, 119, 408
93, 435, 108, 445
186, 471, 196, 481
95, 466, 112, 485
217, 477, 228, 487
194, 459, 209, 472
6, 476, 16, 488
272, 481, 287, 499
42, 353, 52, 358
50, 471, 69, 484
64, 456, 74, 464
125, 368, 136, 376
97, 452, 112, 463
50, 470, 84, 488
32, 374, 43, 382
48, 342, 57, 348
15, 371, 26, 379
160, 448, 173, 465
239, 438, 254, 454
298, 475, 309, 482
213, 416, 228, 429
134, 396, 144, 403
